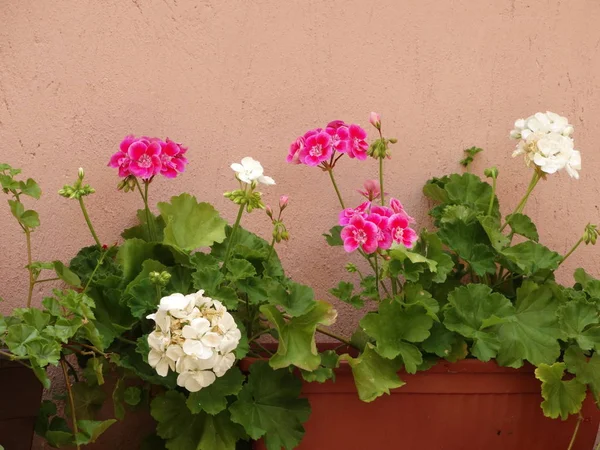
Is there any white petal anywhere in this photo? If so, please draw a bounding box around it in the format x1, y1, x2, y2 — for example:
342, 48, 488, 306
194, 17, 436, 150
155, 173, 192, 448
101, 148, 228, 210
148, 349, 163, 368
219, 312, 236, 331
155, 358, 170, 377
258, 175, 276, 185
183, 340, 214, 359
165, 344, 184, 361
213, 353, 236, 377
230, 163, 244, 173
159, 293, 189, 311
201, 332, 223, 348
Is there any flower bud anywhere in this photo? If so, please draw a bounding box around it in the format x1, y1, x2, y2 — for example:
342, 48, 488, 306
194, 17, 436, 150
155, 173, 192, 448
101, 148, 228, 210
281, 230, 289, 241
388, 138, 398, 144
78, 167, 85, 179
583, 223, 599, 245
265, 205, 273, 219
484, 167, 499, 179
369, 112, 381, 130
279, 195, 289, 210
345, 263, 358, 273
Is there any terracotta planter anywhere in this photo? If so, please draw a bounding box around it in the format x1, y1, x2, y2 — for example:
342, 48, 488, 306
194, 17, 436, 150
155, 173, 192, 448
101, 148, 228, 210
0, 355, 43, 450
250, 357, 600, 450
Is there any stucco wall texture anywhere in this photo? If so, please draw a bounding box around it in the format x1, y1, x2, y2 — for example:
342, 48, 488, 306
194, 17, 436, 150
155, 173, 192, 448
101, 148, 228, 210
1, 1, 600, 442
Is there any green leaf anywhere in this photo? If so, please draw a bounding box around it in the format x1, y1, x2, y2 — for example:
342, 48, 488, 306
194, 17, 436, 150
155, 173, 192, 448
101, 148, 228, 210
501, 241, 562, 276
421, 322, 462, 360
339, 344, 404, 402
444, 173, 498, 217
323, 225, 343, 246
329, 281, 363, 308
35, 400, 57, 436
459, 146, 483, 168
300, 350, 339, 383
123, 259, 167, 318
26, 338, 61, 366
402, 283, 440, 321
31, 362, 51, 389
564, 346, 600, 404
192, 265, 224, 293
359, 302, 433, 373
5, 323, 39, 356
558, 298, 600, 351
478, 216, 510, 251
443, 284, 513, 361
69, 245, 120, 286
438, 219, 496, 276
68, 382, 107, 420
12, 307, 51, 329
124, 387, 142, 406
117, 239, 157, 284
422, 182, 449, 203
152, 391, 245, 450
122, 209, 166, 242
8, 199, 23, 220
52, 261, 82, 287
260, 301, 337, 371
230, 361, 310, 450
186, 368, 245, 415
44, 316, 83, 343
506, 213, 539, 242
414, 231, 454, 284
535, 363, 587, 420
19, 178, 42, 199
112, 377, 126, 420
494, 281, 561, 368
225, 258, 256, 282
75, 419, 117, 445
574, 268, 600, 298
268, 281, 317, 317
158, 194, 227, 251
389, 245, 438, 273
20, 209, 40, 228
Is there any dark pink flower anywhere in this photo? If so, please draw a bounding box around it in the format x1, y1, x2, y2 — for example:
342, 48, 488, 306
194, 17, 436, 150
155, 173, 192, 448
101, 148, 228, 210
287, 136, 304, 164
339, 201, 370, 226
326, 120, 350, 154
357, 179, 382, 201
389, 197, 415, 223
389, 213, 418, 248
366, 213, 392, 250
108, 135, 136, 177
341, 215, 379, 253
371, 205, 393, 218
159, 138, 188, 178
300, 130, 332, 166
128, 138, 162, 179
346, 124, 369, 160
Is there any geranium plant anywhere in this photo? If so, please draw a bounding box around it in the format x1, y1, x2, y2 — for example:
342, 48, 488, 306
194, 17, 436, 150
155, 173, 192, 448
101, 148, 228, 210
0, 136, 339, 449
287, 111, 599, 441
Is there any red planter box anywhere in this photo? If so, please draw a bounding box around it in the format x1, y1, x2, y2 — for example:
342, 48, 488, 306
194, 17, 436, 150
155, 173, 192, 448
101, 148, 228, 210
252, 359, 600, 450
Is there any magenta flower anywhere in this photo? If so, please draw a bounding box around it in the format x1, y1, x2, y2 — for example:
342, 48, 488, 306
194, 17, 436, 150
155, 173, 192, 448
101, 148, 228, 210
341, 215, 379, 254
127, 138, 162, 179
108, 135, 136, 177
300, 130, 332, 166
159, 139, 188, 178
326, 120, 350, 154
346, 124, 369, 160
371, 205, 393, 218
389, 213, 418, 248
287, 136, 304, 164
357, 179, 382, 201
366, 213, 392, 250
389, 197, 415, 223
339, 201, 370, 226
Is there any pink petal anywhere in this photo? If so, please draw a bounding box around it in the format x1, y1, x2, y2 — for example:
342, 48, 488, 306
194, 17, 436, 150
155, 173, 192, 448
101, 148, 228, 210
349, 124, 367, 140
343, 238, 359, 253
128, 141, 148, 160
147, 141, 163, 157
120, 135, 136, 153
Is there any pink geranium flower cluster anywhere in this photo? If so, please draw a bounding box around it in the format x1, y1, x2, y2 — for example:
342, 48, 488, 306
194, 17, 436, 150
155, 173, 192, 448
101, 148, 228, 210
109, 135, 188, 179
340, 198, 417, 254
287, 121, 369, 166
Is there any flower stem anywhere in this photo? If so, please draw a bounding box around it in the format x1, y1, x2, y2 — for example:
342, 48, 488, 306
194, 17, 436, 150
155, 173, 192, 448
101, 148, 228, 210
61, 358, 81, 450
500, 172, 540, 231
327, 168, 345, 209
314, 326, 354, 348
83, 247, 110, 293
379, 156, 385, 206
566, 413, 583, 450
135, 178, 156, 241
487, 176, 497, 216
25, 228, 34, 308
222, 204, 245, 271
266, 236, 276, 264
78, 197, 101, 247
560, 238, 584, 268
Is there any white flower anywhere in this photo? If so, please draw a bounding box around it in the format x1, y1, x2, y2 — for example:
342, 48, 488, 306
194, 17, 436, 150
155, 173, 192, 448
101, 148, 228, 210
510, 111, 574, 140
146, 289, 241, 391
534, 134, 581, 178
231, 157, 275, 185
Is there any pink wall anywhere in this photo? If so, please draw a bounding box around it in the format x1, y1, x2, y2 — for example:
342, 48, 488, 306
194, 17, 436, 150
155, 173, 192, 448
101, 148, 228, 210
2, 0, 600, 351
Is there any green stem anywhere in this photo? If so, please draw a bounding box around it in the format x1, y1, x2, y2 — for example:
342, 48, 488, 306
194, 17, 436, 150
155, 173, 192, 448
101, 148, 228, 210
314, 326, 355, 348
135, 178, 156, 241
83, 248, 109, 293
327, 169, 345, 209
391, 277, 398, 296
379, 156, 385, 206
34, 277, 61, 284
115, 335, 137, 345
500, 172, 540, 231
25, 228, 34, 308
266, 236, 276, 264
560, 238, 584, 267
566, 413, 583, 450
222, 204, 245, 272
61, 358, 81, 450
78, 197, 101, 247
249, 328, 272, 343
374, 255, 381, 298
252, 341, 273, 356
0, 349, 28, 361
487, 176, 497, 216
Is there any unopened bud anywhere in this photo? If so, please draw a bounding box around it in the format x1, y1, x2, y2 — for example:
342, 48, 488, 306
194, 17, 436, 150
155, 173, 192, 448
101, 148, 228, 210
279, 195, 289, 210
281, 230, 289, 241
78, 167, 85, 179
484, 167, 499, 179
388, 137, 398, 144
583, 223, 599, 245
345, 263, 358, 273
369, 112, 381, 130
266, 205, 273, 219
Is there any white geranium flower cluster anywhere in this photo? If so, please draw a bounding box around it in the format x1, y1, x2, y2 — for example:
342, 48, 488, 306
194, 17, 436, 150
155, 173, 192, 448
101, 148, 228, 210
231, 157, 276, 185
146, 290, 241, 392
510, 111, 581, 179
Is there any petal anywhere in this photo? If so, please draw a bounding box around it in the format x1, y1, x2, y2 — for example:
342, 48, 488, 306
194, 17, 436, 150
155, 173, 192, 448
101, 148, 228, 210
120, 135, 136, 153
343, 238, 359, 253
155, 358, 170, 377
230, 163, 244, 173
258, 175, 276, 185
146, 141, 162, 156
128, 141, 147, 160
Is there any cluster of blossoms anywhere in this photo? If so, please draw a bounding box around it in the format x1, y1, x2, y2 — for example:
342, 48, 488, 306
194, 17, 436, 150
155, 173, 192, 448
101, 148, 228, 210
230, 157, 275, 185
287, 120, 369, 166
340, 197, 417, 253
510, 111, 581, 179
108, 135, 188, 179
146, 290, 241, 392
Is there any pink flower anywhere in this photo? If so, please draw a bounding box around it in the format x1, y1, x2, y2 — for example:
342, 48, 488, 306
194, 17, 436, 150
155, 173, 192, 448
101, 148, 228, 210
371, 205, 393, 218
128, 138, 162, 179
357, 179, 382, 201
339, 201, 370, 226
366, 213, 392, 250
341, 215, 379, 253
389, 213, 418, 248
300, 130, 333, 166
346, 124, 369, 160
108, 135, 137, 177
389, 197, 415, 223
287, 136, 304, 164
326, 120, 350, 154
158, 138, 188, 178
369, 112, 381, 129
279, 195, 289, 210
